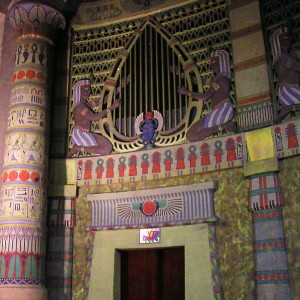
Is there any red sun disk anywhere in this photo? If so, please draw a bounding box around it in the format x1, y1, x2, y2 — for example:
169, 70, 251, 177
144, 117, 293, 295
8, 170, 18, 181
142, 200, 156, 216
36, 72, 44, 81
31, 172, 40, 182
2, 172, 8, 183
19, 170, 30, 181
26, 70, 35, 79
17, 70, 25, 79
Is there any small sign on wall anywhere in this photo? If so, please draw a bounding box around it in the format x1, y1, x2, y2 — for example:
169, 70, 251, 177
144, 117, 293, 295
139, 228, 160, 244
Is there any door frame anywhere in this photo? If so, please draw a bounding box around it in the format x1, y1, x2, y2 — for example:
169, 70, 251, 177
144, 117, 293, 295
88, 224, 215, 300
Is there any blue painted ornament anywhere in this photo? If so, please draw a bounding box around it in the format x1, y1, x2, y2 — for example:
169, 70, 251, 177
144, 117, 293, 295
135, 110, 163, 149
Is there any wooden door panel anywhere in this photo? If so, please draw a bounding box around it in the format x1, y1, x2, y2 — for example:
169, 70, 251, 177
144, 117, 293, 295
162, 247, 185, 300
121, 247, 184, 300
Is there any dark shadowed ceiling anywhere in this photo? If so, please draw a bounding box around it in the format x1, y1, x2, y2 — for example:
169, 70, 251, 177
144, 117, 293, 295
0, 0, 12, 13
0, 0, 109, 13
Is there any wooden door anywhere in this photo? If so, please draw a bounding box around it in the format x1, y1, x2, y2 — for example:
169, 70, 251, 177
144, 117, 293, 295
121, 247, 184, 300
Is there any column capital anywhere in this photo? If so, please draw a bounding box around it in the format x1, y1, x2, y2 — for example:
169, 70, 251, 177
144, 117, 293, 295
7, 1, 65, 42
244, 158, 279, 177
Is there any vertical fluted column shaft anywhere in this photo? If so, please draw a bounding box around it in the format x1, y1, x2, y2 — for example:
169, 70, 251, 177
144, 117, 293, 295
0, 1, 65, 292
249, 172, 290, 300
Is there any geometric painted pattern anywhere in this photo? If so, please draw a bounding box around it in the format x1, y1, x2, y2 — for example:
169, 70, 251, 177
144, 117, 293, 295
249, 173, 291, 299
76, 133, 246, 186
272, 121, 300, 158
76, 119, 300, 188
249, 172, 282, 211
46, 197, 76, 300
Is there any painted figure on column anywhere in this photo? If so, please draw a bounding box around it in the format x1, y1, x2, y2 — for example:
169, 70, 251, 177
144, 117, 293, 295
270, 26, 300, 122
68, 79, 121, 157
178, 49, 236, 141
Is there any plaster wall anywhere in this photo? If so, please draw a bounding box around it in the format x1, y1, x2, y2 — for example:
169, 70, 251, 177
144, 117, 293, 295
232, 32, 265, 65
230, 2, 261, 33
235, 64, 269, 98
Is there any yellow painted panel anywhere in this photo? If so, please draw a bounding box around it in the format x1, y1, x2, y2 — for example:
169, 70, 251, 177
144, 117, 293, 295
246, 127, 275, 161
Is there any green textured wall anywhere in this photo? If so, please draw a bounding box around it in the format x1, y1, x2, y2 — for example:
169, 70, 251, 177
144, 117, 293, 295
214, 168, 253, 300
72, 167, 254, 300
280, 157, 300, 300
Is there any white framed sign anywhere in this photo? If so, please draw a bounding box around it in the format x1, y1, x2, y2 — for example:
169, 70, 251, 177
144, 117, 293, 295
139, 228, 161, 244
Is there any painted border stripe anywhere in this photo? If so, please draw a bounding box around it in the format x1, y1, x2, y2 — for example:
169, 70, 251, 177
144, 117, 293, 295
229, 0, 258, 10
0, 220, 41, 226
250, 187, 281, 196
231, 23, 261, 39
234, 55, 266, 71
237, 92, 271, 107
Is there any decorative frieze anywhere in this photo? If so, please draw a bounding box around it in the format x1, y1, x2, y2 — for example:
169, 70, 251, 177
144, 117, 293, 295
75, 132, 246, 186
87, 182, 216, 230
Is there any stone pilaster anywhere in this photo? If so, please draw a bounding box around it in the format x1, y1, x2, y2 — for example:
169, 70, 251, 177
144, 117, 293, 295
0, 2, 65, 299
249, 172, 290, 299
245, 128, 291, 299
46, 160, 76, 300
46, 193, 76, 300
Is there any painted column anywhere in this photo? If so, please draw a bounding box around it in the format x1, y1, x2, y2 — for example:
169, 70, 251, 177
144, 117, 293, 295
0, 2, 65, 299
249, 172, 290, 299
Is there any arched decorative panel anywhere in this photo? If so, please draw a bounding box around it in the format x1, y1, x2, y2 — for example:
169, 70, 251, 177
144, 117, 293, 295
97, 16, 203, 152
69, 0, 233, 155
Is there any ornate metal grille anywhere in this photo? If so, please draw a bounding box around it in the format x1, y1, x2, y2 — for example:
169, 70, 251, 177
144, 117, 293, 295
260, 0, 300, 117
69, 0, 233, 154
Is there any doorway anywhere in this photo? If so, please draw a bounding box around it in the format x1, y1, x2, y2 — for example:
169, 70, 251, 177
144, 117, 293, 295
120, 247, 185, 300
88, 224, 215, 300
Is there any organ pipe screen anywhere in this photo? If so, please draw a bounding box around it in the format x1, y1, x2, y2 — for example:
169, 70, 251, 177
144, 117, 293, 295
69, 0, 232, 154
